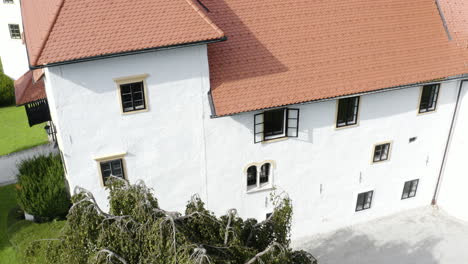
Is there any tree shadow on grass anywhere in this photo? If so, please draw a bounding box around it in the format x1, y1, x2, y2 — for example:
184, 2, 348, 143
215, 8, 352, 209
295, 228, 441, 264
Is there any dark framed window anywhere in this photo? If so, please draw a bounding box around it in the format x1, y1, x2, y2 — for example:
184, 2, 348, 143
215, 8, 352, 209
419, 84, 439, 113
260, 163, 271, 184
120, 81, 146, 113
247, 166, 257, 188
254, 108, 299, 143
8, 24, 21, 39
3, 0, 14, 3
402, 179, 419, 199
100, 159, 125, 185
337, 96, 359, 128
356, 191, 373, 212
373, 143, 391, 163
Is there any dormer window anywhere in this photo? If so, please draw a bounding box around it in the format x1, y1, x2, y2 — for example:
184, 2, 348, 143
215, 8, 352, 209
254, 108, 299, 143
245, 162, 274, 192
114, 74, 149, 114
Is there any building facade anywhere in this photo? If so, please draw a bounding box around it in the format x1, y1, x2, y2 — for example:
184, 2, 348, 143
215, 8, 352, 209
0, 0, 29, 79
16, 0, 468, 239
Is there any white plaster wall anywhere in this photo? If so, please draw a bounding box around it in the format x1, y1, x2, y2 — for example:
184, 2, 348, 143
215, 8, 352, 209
44, 44, 460, 239
437, 80, 468, 222
0, 143, 58, 185
0, 0, 29, 79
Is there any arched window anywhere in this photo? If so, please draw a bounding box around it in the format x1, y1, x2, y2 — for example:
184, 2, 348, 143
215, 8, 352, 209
247, 166, 257, 187
260, 163, 271, 184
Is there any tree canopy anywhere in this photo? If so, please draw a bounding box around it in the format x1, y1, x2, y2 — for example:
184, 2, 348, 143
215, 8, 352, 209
26, 178, 317, 264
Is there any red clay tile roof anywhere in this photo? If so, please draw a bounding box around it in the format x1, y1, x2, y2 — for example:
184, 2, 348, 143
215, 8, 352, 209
206, 0, 468, 116
439, 0, 468, 55
15, 70, 46, 106
21, 0, 225, 66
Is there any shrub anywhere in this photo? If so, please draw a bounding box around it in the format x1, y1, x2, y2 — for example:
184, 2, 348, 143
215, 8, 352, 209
0, 72, 15, 106
16, 154, 71, 220
25, 178, 317, 264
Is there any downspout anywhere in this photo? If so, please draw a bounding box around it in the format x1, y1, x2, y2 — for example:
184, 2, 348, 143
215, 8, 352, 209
432, 79, 468, 205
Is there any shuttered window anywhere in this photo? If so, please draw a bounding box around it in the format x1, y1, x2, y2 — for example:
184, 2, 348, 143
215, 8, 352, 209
356, 191, 373, 212
337, 96, 359, 128
402, 179, 419, 199
419, 84, 439, 113
254, 108, 299, 143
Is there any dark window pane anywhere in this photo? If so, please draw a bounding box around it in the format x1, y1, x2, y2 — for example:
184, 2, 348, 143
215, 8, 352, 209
373, 143, 390, 162
247, 166, 257, 187
356, 191, 373, 211
337, 97, 359, 127
402, 179, 419, 199
260, 163, 270, 184
264, 109, 285, 137
419, 84, 439, 113
120, 81, 146, 112
8, 24, 21, 39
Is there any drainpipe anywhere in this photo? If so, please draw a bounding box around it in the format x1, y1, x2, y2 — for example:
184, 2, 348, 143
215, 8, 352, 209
432, 79, 468, 205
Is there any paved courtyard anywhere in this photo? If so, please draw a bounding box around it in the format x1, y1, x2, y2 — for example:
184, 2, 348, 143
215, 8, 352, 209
293, 207, 468, 264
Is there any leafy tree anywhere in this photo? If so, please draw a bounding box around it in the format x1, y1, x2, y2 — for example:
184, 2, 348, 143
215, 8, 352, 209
25, 178, 317, 264
0, 72, 15, 106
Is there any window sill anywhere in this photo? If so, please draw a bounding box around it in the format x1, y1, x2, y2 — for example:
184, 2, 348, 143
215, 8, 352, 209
246, 185, 275, 194
335, 123, 359, 130
262, 137, 288, 144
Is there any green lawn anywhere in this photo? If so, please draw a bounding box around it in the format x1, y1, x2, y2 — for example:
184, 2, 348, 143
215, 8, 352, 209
0, 185, 65, 264
0, 106, 48, 156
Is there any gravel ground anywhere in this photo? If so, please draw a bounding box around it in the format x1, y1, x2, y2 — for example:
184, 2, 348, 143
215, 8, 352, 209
293, 206, 468, 264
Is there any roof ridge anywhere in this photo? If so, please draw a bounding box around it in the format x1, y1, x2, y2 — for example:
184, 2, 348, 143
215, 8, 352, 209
184, 0, 225, 37
33, 0, 66, 66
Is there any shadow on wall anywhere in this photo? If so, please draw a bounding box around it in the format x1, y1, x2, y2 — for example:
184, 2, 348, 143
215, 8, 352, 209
296, 228, 440, 264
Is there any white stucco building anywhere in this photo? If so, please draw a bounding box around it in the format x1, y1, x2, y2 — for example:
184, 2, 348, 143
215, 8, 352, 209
0, 0, 29, 79
16, 0, 468, 239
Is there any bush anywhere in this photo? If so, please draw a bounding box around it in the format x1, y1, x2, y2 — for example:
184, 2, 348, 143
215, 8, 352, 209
25, 178, 317, 264
0, 72, 15, 106
16, 154, 71, 220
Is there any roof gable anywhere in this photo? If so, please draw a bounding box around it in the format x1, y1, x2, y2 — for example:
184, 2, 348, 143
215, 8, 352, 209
21, 0, 225, 66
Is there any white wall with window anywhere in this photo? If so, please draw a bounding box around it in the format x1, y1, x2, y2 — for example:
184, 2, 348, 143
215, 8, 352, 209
0, 1, 29, 79
44, 42, 462, 239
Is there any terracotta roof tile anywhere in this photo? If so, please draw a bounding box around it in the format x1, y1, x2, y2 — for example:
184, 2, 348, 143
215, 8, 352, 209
15, 70, 46, 106
206, 0, 468, 116
21, 0, 225, 66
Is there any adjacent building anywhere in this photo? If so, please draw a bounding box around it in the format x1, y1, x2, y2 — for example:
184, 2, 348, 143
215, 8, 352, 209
0, 0, 29, 79
15, 0, 468, 239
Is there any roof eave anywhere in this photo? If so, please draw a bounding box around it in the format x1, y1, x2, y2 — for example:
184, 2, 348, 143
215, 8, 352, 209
30, 36, 227, 69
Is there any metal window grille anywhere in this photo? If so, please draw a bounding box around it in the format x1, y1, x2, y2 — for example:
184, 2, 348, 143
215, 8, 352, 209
247, 166, 257, 187
336, 96, 359, 128
356, 191, 373, 211
373, 143, 390, 162
419, 84, 440, 113
8, 24, 20, 39
100, 159, 125, 185
254, 108, 299, 143
402, 179, 419, 199
120, 81, 146, 113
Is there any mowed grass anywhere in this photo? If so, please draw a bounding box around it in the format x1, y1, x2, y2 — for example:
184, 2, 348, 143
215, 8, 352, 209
0, 185, 66, 264
0, 106, 48, 156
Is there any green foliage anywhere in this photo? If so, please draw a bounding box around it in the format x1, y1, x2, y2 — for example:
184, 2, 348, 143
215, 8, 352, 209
0, 72, 15, 106
26, 178, 317, 264
16, 154, 71, 220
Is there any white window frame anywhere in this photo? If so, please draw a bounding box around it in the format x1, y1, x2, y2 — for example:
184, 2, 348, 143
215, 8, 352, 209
244, 161, 275, 193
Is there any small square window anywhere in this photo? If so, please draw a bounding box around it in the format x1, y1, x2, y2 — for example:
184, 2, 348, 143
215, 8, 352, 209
356, 191, 373, 212
402, 179, 419, 199
264, 109, 285, 138
99, 159, 125, 185
419, 84, 439, 113
120, 81, 146, 113
8, 24, 21, 39
373, 143, 391, 163
3, 0, 14, 4
336, 96, 360, 128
